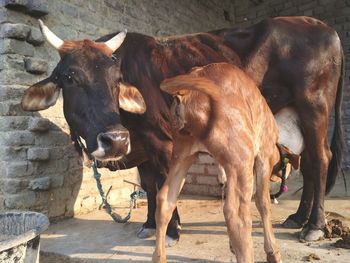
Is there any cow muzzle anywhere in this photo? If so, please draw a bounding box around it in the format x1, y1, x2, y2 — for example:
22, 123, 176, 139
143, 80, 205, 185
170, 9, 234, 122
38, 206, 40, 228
91, 130, 130, 161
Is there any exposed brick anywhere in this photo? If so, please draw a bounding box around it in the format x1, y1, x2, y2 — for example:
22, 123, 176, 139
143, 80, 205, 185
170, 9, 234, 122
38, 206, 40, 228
28, 117, 50, 132
1, 178, 28, 194
0, 85, 26, 102
50, 175, 64, 188
34, 131, 70, 146
0, 147, 27, 162
0, 0, 28, 10
0, 7, 29, 24
0, 56, 25, 71
5, 191, 36, 209
196, 175, 219, 186
197, 154, 215, 164
27, 26, 44, 45
0, 100, 34, 116
206, 165, 219, 176
27, 147, 50, 161
48, 198, 66, 218
188, 164, 205, 174
0, 39, 34, 56
0, 130, 34, 146
5, 161, 34, 178
26, 0, 48, 17
29, 176, 51, 191
0, 116, 30, 131
24, 57, 48, 74
0, 70, 42, 86
185, 174, 197, 184
0, 23, 30, 40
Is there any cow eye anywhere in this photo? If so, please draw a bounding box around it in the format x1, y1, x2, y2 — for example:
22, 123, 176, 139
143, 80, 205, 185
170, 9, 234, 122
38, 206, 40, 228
64, 74, 74, 84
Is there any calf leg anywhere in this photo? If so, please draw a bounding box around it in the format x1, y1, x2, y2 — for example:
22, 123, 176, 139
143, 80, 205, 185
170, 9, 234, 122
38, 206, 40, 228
137, 161, 181, 244
224, 165, 254, 263
152, 154, 197, 263
254, 155, 281, 263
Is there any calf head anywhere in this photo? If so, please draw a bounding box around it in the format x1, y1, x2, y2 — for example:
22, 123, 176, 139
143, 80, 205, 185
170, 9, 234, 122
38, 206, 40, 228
21, 20, 146, 161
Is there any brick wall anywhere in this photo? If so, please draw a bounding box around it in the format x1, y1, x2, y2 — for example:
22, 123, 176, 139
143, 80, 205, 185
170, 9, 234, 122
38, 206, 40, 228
0, 0, 236, 218
183, 0, 350, 197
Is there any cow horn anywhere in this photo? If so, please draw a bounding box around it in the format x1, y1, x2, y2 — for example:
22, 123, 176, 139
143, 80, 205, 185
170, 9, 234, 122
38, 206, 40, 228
38, 19, 64, 50
105, 30, 127, 52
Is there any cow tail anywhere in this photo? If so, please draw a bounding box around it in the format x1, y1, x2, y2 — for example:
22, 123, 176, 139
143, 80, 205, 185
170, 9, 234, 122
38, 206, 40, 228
326, 51, 345, 195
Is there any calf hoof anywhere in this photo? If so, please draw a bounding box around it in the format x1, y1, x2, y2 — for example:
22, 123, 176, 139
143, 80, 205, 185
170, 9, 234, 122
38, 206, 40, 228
299, 226, 324, 241
137, 226, 156, 239
152, 252, 166, 263
165, 235, 179, 247
282, 215, 304, 229
267, 251, 282, 263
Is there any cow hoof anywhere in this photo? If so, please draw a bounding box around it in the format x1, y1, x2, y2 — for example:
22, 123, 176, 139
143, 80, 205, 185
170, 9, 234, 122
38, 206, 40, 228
299, 227, 324, 241
165, 235, 179, 247
282, 216, 303, 229
137, 226, 156, 239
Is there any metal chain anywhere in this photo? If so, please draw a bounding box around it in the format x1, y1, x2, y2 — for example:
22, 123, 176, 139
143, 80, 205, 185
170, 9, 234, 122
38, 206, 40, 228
270, 156, 289, 200
75, 135, 146, 223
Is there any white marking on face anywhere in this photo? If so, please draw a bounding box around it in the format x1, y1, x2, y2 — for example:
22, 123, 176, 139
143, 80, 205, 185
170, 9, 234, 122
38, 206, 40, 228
91, 132, 130, 161
126, 137, 131, 155
91, 146, 106, 159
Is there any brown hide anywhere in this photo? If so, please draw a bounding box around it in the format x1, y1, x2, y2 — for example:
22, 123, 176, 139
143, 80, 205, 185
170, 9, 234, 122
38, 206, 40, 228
155, 63, 281, 262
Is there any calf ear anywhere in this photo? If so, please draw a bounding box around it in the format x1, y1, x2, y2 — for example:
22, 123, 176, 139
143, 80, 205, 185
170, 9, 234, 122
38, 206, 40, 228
279, 144, 301, 170
21, 77, 60, 111
286, 153, 300, 170
118, 82, 146, 114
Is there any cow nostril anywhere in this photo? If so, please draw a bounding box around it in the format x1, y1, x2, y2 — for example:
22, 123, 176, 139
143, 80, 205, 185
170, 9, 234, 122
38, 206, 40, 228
98, 133, 113, 151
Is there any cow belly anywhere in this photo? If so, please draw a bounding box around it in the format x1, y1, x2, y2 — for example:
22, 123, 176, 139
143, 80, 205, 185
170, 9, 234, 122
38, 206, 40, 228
274, 107, 304, 155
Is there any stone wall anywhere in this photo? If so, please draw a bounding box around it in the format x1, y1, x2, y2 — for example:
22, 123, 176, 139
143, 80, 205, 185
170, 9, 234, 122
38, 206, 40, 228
0, 0, 236, 218
183, 0, 350, 197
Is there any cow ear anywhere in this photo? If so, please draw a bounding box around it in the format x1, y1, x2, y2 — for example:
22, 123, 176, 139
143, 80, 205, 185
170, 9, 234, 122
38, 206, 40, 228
118, 82, 146, 114
21, 77, 60, 111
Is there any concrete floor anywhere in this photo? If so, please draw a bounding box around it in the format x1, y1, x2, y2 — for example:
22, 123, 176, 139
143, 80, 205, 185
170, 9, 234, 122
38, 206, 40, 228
40, 174, 350, 263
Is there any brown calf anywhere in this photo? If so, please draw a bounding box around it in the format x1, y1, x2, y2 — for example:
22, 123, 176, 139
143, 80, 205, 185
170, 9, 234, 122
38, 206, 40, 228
152, 63, 282, 263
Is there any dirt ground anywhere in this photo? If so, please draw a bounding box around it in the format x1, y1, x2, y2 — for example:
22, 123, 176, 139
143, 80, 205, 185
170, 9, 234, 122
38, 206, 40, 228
40, 175, 350, 263
40, 198, 350, 263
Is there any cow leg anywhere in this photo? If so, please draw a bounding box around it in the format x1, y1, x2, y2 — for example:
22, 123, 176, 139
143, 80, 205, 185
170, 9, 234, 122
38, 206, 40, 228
223, 164, 254, 263
299, 142, 331, 241
254, 155, 281, 263
152, 154, 196, 263
283, 151, 314, 229
137, 161, 157, 238
293, 100, 331, 241
137, 161, 181, 245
